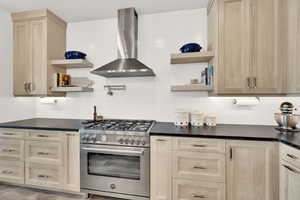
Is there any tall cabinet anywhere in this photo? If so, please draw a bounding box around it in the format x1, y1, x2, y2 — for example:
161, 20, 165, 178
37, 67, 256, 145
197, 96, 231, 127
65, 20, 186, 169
12, 9, 66, 97
208, 0, 287, 95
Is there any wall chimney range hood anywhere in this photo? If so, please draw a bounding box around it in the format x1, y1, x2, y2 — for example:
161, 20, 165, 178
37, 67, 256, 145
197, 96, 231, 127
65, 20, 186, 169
91, 8, 155, 78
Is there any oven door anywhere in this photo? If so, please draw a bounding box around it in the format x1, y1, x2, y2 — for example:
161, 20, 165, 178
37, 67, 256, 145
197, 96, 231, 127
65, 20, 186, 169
80, 144, 150, 197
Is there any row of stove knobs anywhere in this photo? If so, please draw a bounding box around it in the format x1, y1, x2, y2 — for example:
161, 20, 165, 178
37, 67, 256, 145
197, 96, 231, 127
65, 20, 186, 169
118, 138, 146, 146
81, 135, 97, 143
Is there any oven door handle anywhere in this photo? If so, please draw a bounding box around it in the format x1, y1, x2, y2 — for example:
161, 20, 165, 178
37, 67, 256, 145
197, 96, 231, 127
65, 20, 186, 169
81, 147, 144, 156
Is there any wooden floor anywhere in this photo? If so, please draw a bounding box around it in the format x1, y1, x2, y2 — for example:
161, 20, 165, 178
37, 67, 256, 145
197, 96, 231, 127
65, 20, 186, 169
0, 184, 125, 200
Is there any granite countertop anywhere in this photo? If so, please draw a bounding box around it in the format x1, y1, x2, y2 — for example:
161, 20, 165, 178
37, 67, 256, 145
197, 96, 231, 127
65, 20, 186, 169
0, 118, 85, 132
150, 122, 300, 150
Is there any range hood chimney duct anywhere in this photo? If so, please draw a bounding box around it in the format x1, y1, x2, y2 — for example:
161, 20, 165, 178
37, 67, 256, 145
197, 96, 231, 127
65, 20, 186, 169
91, 8, 155, 78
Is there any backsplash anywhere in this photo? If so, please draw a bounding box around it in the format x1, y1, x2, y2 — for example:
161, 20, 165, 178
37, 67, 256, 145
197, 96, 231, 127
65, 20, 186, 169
35, 8, 300, 125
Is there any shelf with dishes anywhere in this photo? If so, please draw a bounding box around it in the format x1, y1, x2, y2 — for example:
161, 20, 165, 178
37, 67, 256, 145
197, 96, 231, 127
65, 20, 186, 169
51, 59, 94, 69
170, 51, 214, 64
51, 74, 93, 93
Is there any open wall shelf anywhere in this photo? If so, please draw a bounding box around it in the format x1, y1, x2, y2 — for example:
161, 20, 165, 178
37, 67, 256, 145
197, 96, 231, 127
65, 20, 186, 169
170, 51, 214, 64
51, 59, 94, 69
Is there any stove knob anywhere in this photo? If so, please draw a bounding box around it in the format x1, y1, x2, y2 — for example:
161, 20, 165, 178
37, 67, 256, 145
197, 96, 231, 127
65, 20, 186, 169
119, 138, 124, 144
124, 138, 129, 144
130, 139, 135, 145
141, 140, 146, 146
135, 139, 141, 145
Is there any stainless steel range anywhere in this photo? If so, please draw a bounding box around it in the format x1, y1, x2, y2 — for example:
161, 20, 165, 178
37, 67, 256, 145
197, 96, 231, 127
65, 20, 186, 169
80, 119, 154, 200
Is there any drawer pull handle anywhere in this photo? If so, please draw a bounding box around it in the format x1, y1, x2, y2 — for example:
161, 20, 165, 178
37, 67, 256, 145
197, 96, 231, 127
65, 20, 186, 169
2, 133, 14, 136
193, 144, 206, 147
2, 170, 13, 175
287, 154, 298, 160
37, 135, 49, 138
2, 149, 15, 152
38, 175, 50, 179
37, 152, 49, 155
193, 166, 206, 170
283, 164, 300, 174
156, 139, 166, 142
192, 194, 207, 199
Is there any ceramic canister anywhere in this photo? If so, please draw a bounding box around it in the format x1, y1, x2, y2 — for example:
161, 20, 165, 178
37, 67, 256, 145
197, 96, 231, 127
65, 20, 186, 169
191, 112, 205, 127
175, 110, 190, 127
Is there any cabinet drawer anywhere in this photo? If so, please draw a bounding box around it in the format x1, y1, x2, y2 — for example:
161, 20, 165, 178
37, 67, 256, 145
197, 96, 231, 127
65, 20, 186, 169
173, 138, 225, 153
0, 159, 24, 184
280, 143, 300, 169
25, 163, 64, 188
173, 151, 225, 182
25, 141, 64, 165
0, 129, 26, 139
28, 131, 64, 142
0, 138, 24, 160
173, 179, 225, 200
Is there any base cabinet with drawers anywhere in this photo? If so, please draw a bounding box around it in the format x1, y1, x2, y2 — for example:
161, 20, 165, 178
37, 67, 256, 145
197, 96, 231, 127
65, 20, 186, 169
0, 129, 80, 193
280, 143, 300, 200
150, 136, 278, 200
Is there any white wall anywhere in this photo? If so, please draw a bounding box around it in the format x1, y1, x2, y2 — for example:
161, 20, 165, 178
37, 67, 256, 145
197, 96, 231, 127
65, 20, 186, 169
0, 7, 36, 123
35, 8, 300, 125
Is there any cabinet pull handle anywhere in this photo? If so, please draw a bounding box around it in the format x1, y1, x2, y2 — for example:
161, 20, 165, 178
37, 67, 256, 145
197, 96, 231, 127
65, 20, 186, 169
2, 149, 15, 152
253, 77, 257, 89
192, 194, 207, 199
38, 175, 50, 179
247, 77, 251, 89
193, 144, 206, 147
230, 147, 233, 160
287, 154, 298, 160
2, 133, 14, 136
66, 133, 75, 136
2, 170, 13, 175
28, 82, 32, 93
283, 164, 300, 174
193, 166, 206, 170
156, 139, 166, 142
37, 135, 49, 138
37, 152, 49, 155
24, 82, 28, 94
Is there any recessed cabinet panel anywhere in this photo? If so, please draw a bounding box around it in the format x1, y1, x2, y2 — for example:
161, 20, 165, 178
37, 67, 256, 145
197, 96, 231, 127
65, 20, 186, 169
218, 0, 251, 94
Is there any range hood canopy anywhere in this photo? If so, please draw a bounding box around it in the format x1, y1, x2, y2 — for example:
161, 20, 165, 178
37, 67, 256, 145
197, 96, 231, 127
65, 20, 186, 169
91, 8, 155, 78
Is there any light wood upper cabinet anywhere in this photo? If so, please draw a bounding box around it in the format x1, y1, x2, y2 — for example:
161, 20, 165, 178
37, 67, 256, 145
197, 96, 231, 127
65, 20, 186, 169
226, 140, 278, 200
12, 9, 66, 97
208, 0, 287, 95
150, 136, 172, 200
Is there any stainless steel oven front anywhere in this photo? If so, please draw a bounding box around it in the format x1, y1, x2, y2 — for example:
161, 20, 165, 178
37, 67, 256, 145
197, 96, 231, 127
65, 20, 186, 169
80, 144, 150, 200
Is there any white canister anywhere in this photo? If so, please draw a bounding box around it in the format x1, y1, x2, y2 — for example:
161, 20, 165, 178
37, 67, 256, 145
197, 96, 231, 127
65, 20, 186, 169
191, 112, 205, 127
175, 111, 190, 127
205, 115, 217, 127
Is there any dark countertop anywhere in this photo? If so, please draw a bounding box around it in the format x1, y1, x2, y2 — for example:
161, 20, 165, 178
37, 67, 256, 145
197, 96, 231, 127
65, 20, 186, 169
0, 118, 85, 132
150, 122, 300, 150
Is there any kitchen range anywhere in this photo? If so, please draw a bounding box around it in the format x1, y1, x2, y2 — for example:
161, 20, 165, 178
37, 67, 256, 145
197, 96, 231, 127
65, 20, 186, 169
80, 119, 155, 200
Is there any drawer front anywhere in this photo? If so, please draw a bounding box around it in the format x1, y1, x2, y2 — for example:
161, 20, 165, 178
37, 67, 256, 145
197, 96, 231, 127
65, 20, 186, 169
173, 179, 225, 200
173, 151, 225, 182
0, 138, 24, 160
25, 163, 64, 188
26, 141, 64, 165
28, 131, 64, 142
280, 143, 300, 169
0, 129, 26, 139
0, 159, 24, 184
173, 137, 225, 153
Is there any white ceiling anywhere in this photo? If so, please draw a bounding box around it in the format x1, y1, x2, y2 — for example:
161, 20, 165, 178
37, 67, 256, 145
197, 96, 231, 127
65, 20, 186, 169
0, 0, 209, 22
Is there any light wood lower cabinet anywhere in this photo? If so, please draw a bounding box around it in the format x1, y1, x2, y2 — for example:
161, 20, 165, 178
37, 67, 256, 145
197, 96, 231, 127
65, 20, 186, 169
150, 136, 172, 200
151, 137, 279, 200
0, 129, 80, 193
226, 140, 278, 200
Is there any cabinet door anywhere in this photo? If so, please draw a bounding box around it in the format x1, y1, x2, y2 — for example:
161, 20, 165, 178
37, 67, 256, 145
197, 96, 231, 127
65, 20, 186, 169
64, 133, 80, 192
218, 0, 251, 94
280, 161, 300, 200
287, 0, 300, 93
226, 140, 278, 200
13, 21, 31, 96
251, 0, 286, 94
150, 136, 172, 200
28, 19, 47, 95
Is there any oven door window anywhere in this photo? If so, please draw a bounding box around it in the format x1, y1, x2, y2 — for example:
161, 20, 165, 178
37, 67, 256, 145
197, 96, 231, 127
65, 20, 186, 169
88, 153, 141, 180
